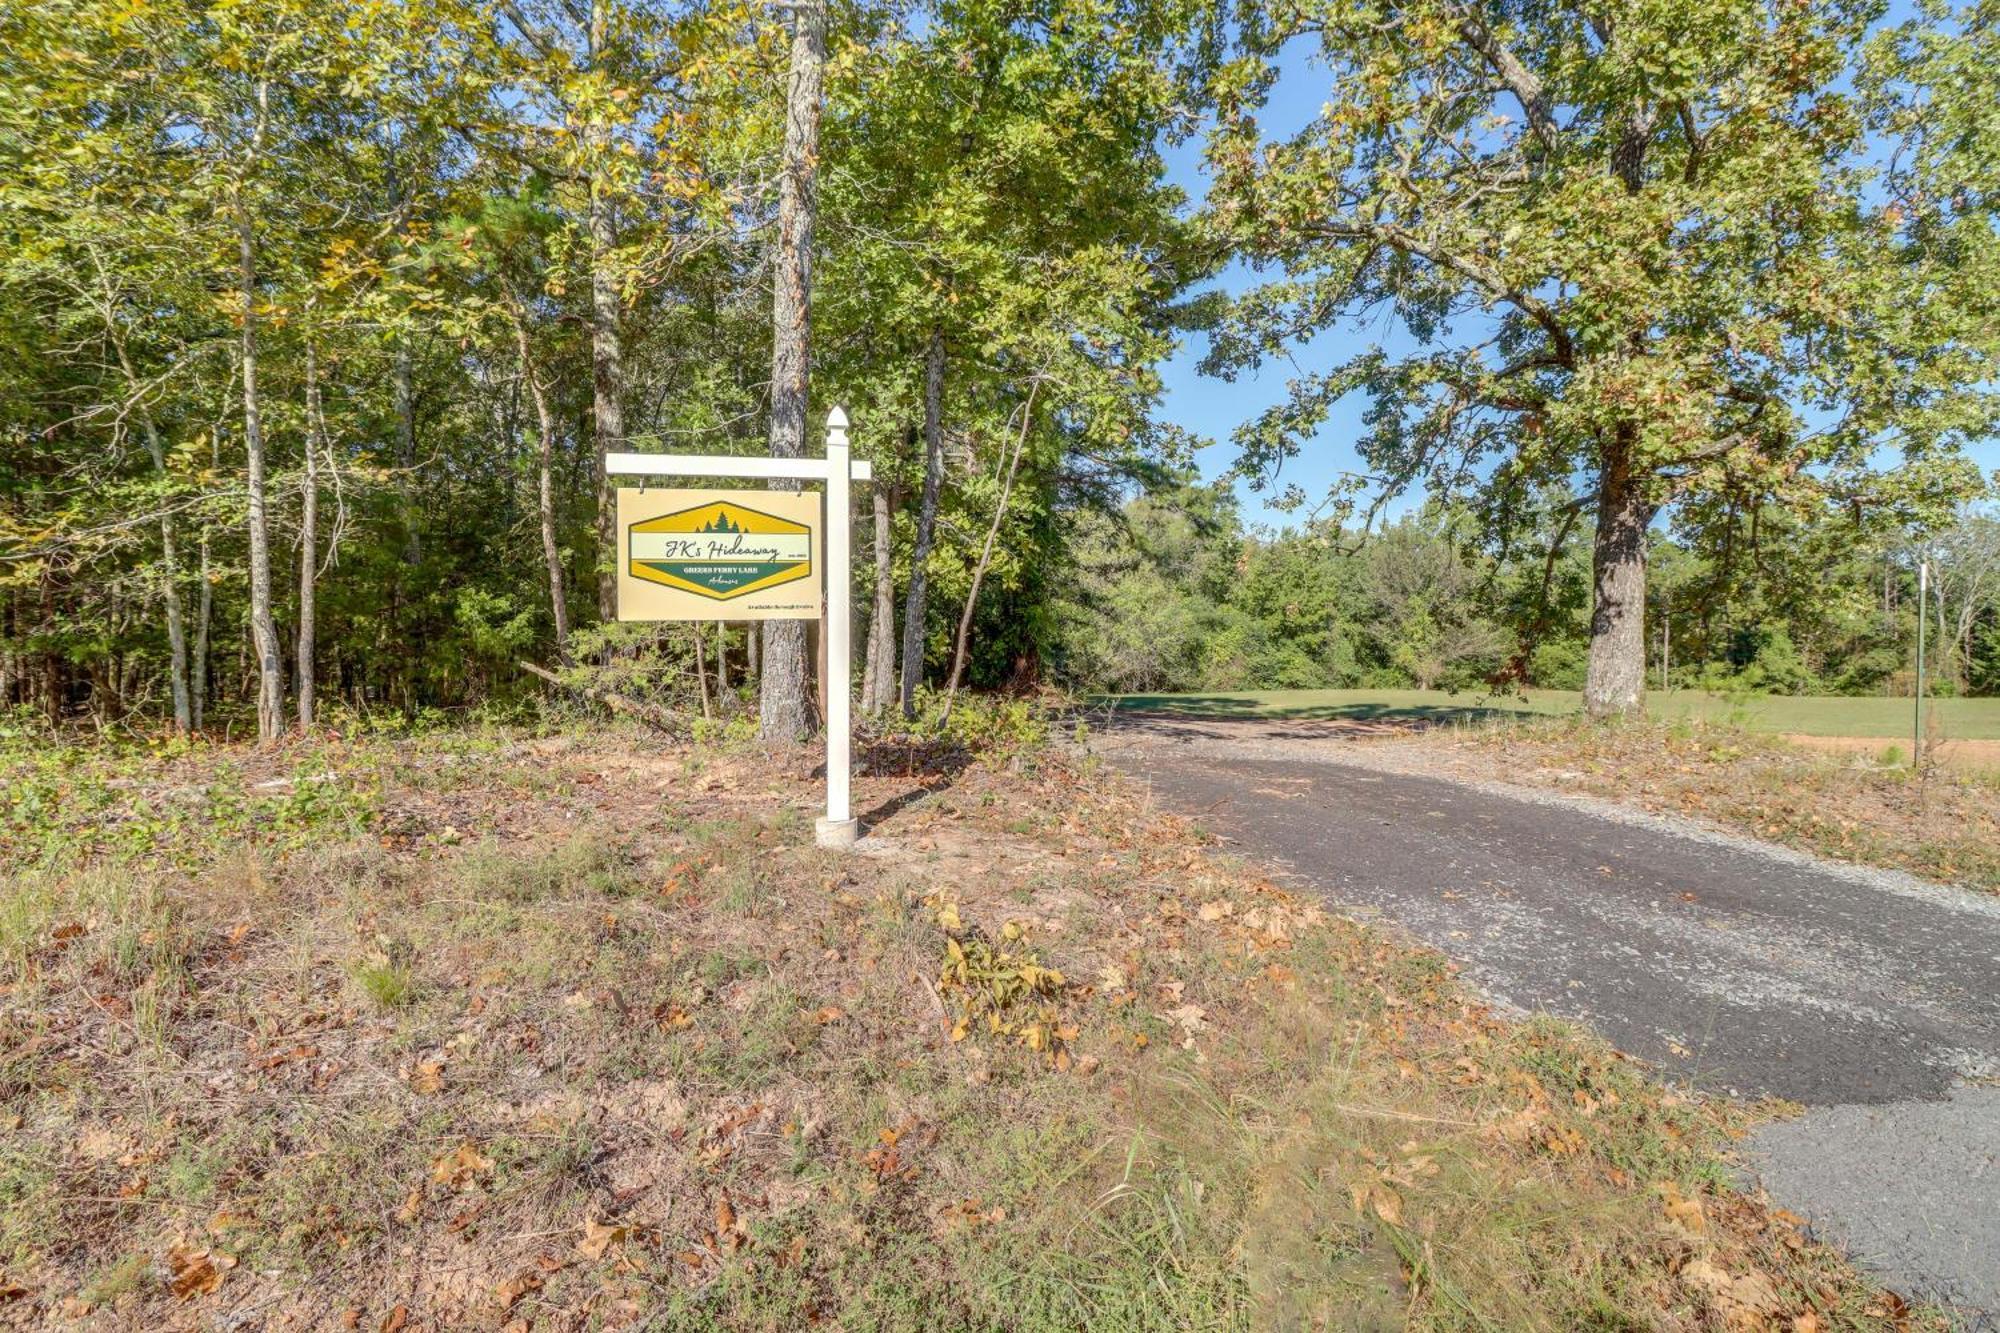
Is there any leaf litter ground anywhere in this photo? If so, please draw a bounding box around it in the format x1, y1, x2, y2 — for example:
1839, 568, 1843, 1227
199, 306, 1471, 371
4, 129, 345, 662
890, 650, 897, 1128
0, 724, 1952, 1331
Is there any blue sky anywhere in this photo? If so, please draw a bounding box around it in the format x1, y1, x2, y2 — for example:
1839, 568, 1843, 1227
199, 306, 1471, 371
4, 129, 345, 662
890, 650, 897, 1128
1157, 36, 2000, 532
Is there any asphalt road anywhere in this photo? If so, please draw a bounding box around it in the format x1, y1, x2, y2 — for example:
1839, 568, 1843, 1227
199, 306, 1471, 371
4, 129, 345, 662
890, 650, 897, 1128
1102, 721, 2000, 1326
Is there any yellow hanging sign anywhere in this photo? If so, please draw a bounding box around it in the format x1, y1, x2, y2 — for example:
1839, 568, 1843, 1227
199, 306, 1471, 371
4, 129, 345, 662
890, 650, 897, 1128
615, 488, 822, 621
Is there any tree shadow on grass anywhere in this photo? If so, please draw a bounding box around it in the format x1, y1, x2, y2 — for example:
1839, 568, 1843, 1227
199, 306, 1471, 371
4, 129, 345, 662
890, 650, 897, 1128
1099, 697, 1537, 740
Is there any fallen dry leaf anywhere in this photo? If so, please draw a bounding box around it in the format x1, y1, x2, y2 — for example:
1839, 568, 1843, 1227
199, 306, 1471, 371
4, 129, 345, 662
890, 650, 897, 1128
1682, 1258, 1782, 1331
206, 1209, 255, 1235
166, 1242, 235, 1299
495, 1271, 542, 1310
1660, 1181, 1707, 1236
430, 1141, 494, 1189
577, 1216, 629, 1260
1159, 1003, 1208, 1044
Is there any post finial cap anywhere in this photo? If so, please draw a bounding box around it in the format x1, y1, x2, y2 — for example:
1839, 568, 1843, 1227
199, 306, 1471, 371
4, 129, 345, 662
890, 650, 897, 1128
827, 406, 850, 431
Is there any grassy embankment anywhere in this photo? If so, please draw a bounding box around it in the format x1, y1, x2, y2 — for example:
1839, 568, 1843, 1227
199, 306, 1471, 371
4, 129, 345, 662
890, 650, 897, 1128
0, 720, 1947, 1330
1441, 717, 2000, 891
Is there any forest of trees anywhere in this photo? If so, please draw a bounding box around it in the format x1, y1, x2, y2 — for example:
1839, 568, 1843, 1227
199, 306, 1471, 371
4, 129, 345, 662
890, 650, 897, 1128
3, 0, 1996, 736
1056, 486, 2000, 698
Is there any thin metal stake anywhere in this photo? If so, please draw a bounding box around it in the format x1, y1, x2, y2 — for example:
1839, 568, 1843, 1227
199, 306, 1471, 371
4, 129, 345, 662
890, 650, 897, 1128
1914, 558, 1928, 771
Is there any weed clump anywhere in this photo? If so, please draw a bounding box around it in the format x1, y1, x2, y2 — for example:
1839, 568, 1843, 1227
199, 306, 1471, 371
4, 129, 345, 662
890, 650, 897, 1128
351, 956, 415, 1009
935, 907, 1070, 1058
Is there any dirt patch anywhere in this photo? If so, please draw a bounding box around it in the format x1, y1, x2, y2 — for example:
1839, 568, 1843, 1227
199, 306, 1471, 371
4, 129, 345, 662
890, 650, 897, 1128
1781, 733, 2000, 771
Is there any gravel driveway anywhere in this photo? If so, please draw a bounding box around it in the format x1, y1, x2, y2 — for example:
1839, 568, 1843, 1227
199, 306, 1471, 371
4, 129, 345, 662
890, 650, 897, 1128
1098, 715, 2000, 1326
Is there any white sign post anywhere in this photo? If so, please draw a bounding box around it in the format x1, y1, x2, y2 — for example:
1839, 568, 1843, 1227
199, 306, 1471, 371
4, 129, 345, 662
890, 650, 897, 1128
606, 407, 871, 849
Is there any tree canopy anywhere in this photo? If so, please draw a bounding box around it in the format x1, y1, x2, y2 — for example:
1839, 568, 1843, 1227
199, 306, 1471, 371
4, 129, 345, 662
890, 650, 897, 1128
1204, 0, 1999, 715
0, 0, 1995, 734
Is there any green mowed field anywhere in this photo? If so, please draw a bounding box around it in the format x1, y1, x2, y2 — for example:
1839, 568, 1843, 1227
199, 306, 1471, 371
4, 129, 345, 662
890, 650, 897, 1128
1106, 687, 2000, 740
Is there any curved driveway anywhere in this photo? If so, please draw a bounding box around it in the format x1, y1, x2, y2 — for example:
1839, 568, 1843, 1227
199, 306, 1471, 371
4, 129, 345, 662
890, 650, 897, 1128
1101, 717, 2000, 1326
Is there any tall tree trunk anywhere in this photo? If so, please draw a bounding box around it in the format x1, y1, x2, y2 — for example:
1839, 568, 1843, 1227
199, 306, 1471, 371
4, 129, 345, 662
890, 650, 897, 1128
236, 204, 284, 743
0, 592, 14, 709
899, 326, 947, 719
297, 329, 324, 731
510, 298, 570, 659
588, 0, 625, 623
193, 446, 214, 732
95, 256, 192, 732
715, 623, 730, 692
758, 0, 825, 744
138, 409, 191, 733
1583, 436, 1652, 719
385, 156, 423, 570
693, 628, 712, 719
39, 574, 60, 724
393, 339, 422, 566
943, 384, 1036, 710
861, 486, 896, 715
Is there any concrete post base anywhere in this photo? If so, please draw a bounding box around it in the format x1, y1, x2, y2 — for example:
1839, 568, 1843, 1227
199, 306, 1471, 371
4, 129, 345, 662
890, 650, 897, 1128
814, 817, 860, 848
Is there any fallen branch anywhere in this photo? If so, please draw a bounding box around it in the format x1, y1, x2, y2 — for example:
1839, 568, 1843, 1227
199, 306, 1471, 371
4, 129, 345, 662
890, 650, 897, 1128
516, 660, 685, 734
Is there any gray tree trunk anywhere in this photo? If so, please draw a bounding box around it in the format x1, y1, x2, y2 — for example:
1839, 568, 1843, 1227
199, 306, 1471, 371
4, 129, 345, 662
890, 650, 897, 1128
297, 328, 323, 730
236, 205, 283, 742
1583, 441, 1651, 719
511, 297, 570, 658
758, 0, 825, 744
113, 357, 191, 733
393, 339, 421, 567
588, 0, 625, 624
694, 627, 712, 719
193, 435, 214, 731
898, 326, 947, 719
861, 486, 896, 714
385, 155, 423, 570
92, 251, 193, 733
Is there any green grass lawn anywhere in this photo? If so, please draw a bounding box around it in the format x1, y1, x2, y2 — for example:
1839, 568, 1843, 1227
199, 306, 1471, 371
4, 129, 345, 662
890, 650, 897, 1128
1106, 687, 2000, 740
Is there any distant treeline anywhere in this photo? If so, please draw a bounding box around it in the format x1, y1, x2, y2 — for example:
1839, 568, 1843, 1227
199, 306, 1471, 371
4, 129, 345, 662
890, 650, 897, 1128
1050, 484, 2000, 699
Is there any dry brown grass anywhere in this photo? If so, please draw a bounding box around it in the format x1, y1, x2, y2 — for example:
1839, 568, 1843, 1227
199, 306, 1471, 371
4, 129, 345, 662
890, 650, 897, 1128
1420, 716, 2000, 891
0, 723, 1949, 1330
